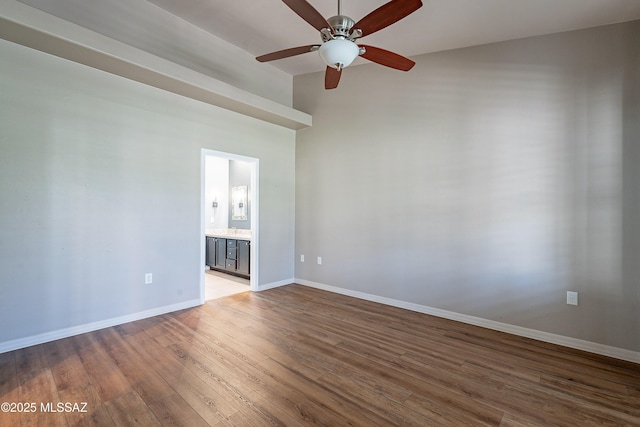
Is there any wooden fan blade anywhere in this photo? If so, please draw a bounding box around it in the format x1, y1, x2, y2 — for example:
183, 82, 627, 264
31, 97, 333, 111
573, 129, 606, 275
325, 66, 341, 90
360, 45, 415, 71
256, 45, 319, 62
353, 0, 422, 37
282, 0, 333, 31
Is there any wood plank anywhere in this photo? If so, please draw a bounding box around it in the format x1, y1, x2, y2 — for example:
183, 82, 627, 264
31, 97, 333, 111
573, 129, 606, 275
259, 357, 395, 426
314, 366, 437, 426
58, 383, 115, 427
292, 330, 505, 426
1, 283, 638, 426
538, 373, 640, 422
163, 321, 362, 426
104, 391, 161, 426
15, 344, 68, 427
71, 334, 131, 402
170, 368, 236, 424
94, 328, 174, 404
158, 328, 309, 425
454, 354, 624, 425
445, 330, 633, 393
43, 337, 92, 392
117, 325, 190, 387
0, 351, 22, 427
147, 393, 213, 427
167, 342, 293, 426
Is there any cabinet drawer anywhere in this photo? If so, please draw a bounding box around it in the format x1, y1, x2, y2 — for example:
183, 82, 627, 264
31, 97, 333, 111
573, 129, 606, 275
226, 259, 237, 270
226, 239, 237, 248
227, 248, 237, 259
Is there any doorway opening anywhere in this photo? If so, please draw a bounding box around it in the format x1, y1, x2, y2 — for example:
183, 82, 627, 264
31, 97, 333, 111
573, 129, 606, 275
200, 149, 259, 302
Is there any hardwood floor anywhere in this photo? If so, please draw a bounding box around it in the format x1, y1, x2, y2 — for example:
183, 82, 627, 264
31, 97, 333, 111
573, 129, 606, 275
1, 284, 639, 426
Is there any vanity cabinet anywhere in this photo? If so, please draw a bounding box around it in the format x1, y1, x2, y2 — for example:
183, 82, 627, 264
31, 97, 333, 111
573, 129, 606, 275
206, 236, 250, 279
237, 240, 250, 275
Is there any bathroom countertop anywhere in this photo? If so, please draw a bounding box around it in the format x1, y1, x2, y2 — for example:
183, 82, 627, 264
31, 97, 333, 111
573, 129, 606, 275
205, 228, 252, 241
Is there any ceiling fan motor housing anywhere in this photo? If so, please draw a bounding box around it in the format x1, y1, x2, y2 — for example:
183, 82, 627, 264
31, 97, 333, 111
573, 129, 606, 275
324, 15, 356, 40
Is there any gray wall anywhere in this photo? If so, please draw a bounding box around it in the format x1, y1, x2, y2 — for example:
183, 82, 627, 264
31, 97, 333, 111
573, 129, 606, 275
294, 21, 640, 352
0, 39, 295, 345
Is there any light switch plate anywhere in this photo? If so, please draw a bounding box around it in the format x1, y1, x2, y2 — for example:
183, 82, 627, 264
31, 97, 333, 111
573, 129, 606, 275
567, 291, 578, 306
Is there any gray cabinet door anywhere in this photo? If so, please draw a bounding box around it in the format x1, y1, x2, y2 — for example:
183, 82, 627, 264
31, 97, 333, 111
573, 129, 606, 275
206, 237, 216, 267
215, 238, 226, 268
237, 240, 250, 275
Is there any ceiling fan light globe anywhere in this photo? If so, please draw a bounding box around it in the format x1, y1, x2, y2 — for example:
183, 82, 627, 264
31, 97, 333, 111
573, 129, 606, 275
319, 39, 359, 69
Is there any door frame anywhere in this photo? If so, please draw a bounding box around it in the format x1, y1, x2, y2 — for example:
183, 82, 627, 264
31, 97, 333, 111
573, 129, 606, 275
200, 149, 259, 302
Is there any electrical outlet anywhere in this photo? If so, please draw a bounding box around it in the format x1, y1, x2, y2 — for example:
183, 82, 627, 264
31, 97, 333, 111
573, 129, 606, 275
317, 256, 322, 265
145, 273, 153, 284
300, 254, 305, 262
567, 291, 578, 306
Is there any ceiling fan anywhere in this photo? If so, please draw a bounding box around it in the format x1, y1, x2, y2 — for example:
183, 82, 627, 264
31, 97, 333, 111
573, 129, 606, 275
256, 0, 423, 89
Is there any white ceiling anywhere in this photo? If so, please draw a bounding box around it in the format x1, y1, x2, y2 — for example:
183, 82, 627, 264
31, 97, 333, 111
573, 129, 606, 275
143, 0, 640, 75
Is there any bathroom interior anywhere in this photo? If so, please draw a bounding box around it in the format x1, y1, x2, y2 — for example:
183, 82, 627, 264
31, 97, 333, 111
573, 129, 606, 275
204, 155, 252, 300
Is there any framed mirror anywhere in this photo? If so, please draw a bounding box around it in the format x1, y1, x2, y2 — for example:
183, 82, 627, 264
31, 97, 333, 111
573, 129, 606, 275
231, 185, 248, 220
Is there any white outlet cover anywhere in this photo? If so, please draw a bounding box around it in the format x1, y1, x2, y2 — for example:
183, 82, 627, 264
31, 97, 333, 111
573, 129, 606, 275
300, 255, 305, 262
567, 291, 578, 306
145, 273, 153, 284
317, 257, 322, 265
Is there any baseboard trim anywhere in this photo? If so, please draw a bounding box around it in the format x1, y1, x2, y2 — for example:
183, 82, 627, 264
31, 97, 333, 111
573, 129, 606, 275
258, 278, 294, 292
0, 299, 202, 354
294, 278, 640, 364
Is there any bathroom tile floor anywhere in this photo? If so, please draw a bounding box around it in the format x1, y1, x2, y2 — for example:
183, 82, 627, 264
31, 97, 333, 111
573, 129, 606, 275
204, 269, 250, 300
